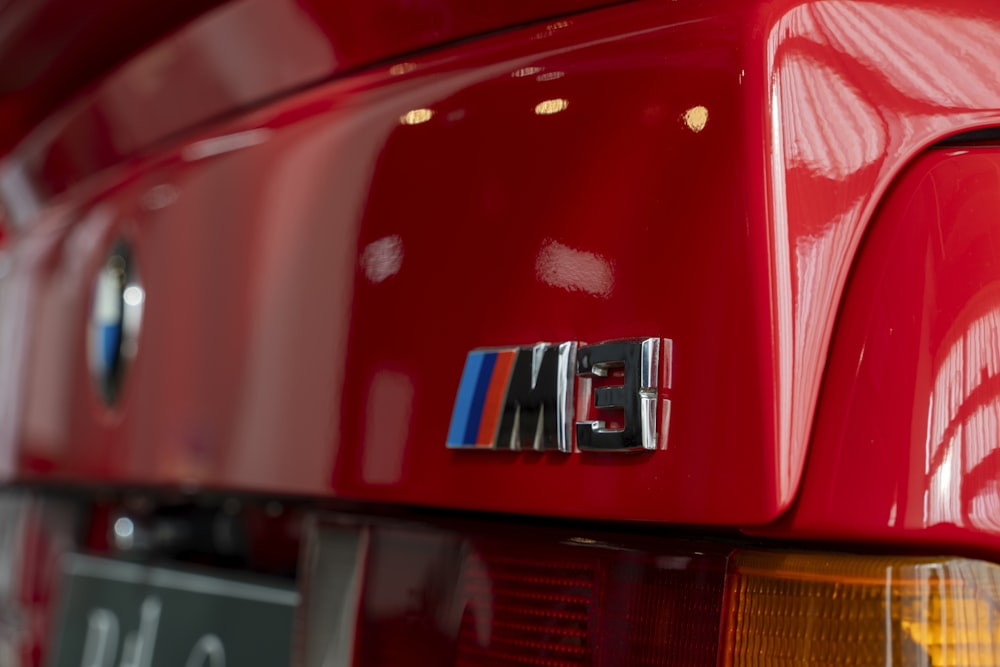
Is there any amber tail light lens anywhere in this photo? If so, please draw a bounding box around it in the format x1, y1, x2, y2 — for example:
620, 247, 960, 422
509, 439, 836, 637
301, 519, 1000, 667
723, 551, 1000, 667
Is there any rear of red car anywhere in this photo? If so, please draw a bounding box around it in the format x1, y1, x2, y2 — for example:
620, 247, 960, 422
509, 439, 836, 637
5, 0, 1000, 664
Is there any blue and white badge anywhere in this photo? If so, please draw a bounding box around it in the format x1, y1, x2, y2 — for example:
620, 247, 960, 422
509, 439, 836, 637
88, 241, 144, 406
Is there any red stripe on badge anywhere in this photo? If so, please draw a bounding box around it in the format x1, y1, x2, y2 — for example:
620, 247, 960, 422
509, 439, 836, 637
476, 349, 517, 445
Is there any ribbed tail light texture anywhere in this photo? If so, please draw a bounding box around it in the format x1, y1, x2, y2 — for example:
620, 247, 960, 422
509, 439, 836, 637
350, 528, 726, 666
724, 551, 1000, 667
303, 519, 1000, 666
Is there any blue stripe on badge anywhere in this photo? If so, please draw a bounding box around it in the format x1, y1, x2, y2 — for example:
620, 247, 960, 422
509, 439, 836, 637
98, 323, 122, 374
447, 351, 497, 448
463, 352, 497, 443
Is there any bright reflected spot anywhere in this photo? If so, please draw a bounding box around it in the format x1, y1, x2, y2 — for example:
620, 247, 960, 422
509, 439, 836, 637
113, 517, 134, 539
536, 71, 565, 82
389, 62, 416, 76
123, 286, 145, 307
789, 3, 1000, 110
113, 517, 135, 549
534, 20, 571, 39
182, 128, 272, 161
534, 99, 569, 115
93, 266, 123, 324
141, 184, 177, 211
684, 106, 709, 133
512, 66, 543, 78
535, 239, 614, 298
0, 163, 41, 225
362, 370, 414, 485
400, 108, 434, 125
361, 235, 404, 283
779, 52, 885, 180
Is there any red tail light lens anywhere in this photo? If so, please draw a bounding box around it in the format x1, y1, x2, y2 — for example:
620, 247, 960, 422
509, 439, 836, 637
357, 532, 728, 666
305, 520, 728, 667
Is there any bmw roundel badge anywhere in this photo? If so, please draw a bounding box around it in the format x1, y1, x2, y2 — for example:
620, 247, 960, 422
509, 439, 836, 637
88, 241, 144, 406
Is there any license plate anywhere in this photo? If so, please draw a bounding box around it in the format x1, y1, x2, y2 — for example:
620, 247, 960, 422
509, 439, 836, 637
49, 554, 298, 667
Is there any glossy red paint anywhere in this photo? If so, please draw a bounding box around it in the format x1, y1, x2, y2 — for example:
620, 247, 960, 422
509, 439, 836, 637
0, 0, 621, 205
0, 0, 225, 157
5, 0, 1000, 531
760, 146, 1000, 556
5, 2, 765, 520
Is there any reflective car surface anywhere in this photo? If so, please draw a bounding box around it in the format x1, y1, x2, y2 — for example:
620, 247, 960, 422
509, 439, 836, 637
5, 0, 1000, 664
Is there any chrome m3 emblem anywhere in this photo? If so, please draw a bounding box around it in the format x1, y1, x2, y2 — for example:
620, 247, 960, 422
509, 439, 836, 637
447, 338, 671, 453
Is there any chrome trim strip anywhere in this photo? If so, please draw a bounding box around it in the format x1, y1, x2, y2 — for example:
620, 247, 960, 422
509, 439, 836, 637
556, 341, 577, 453
639, 337, 660, 450
301, 523, 368, 667
640, 337, 658, 391
64, 554, 298, 607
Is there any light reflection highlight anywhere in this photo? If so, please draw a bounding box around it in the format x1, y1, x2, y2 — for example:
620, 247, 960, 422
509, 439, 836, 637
512, 66, 543, 78
536, 71, 564, 82
141, 184, 177, 211
778, 49, 885, 180
789, 3, 1000, 111
361, 370, 414, 485
684, 106, 709, 133
182, 128, 272, 161
113, 517, 135, 550
0, 163, 41, 227
399, 109, 434, 125
360, 235, 404, 284
123, 285, 145, 307
925, 307, 1000, 529
114, 517, 134, 539
535, 239, 613, 298
534, 99, 568, 116
389, 62, 416, 76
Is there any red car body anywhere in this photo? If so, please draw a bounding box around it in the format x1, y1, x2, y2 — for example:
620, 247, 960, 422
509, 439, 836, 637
4, 0, 1000, 664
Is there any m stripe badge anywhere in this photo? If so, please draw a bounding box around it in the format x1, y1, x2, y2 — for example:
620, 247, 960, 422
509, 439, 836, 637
446, 348, 518, 448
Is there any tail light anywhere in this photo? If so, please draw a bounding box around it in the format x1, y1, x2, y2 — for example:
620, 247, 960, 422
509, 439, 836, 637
302, 518, 1000, 667
355, 530, 726, 666
723, 551, 1000, 666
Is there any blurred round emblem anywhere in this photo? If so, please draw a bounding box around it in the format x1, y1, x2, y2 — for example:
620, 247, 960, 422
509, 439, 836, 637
88, 241, 144, 405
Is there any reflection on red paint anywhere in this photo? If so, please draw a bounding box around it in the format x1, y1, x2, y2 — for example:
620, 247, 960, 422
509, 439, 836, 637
11, 0, 1000, 536
360, 235, 404, 284
924, 305, 1000, 530
769, 147, 1000, 557
535, 239, 614, 299
361, 370, 414, 486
